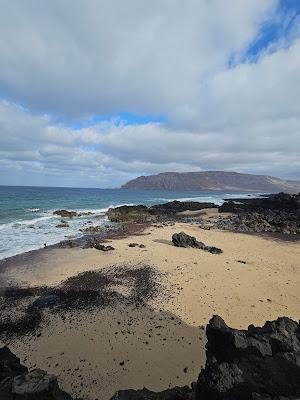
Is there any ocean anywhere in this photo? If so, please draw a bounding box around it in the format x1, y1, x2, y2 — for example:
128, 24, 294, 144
0, 186, 262, 260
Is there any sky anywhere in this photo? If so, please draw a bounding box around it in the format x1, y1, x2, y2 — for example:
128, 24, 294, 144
0, 0, 299, 188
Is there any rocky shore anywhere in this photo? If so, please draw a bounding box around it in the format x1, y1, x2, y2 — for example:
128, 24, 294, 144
0, 191, 299, 400
217, 192, 300, 235
1, 314, 300, 399
105, 192, 300, 237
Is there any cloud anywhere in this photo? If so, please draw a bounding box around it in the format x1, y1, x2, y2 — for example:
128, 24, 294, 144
0, 0, 299, 186
0, 0, 275, 118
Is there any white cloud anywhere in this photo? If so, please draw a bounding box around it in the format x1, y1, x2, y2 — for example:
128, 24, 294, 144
0, 0, 275, 117
0, 0, 299, 186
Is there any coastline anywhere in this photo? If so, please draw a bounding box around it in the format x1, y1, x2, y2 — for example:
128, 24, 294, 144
0, 216, 300, 399
0, 193, 299, 400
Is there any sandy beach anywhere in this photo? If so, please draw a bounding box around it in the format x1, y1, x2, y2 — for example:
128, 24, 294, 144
0, 217, 299, 399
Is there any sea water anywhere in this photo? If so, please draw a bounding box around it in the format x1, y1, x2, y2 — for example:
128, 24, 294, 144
0, 186, 262, 259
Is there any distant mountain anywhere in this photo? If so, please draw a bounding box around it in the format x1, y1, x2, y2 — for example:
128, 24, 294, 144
122, 171, 300, 192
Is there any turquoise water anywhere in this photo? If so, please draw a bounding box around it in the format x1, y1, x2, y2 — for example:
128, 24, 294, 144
0, 186, 260, 259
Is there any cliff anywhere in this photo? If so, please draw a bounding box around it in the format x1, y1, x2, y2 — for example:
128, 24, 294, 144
122, 171, 300, 192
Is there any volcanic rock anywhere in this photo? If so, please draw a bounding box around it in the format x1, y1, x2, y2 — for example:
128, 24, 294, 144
172, 232, 223, 254
110, 386, 192, 400
196, 315, 300, 400
0, 345, 73, 400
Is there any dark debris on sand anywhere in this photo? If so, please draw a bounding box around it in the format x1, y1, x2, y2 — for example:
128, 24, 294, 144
0, 264, 164, 339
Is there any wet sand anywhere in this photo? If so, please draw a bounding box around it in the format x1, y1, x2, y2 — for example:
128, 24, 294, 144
0, 221, 300, 399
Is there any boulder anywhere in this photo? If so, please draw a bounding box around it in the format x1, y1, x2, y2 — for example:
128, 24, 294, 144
10, 368, 73, 399
53, 210, 78, 218
172, 232, 223, 254
0, 346, 73, 400
196, 315, 300, 399
0, 345, 27, 381
93, 243, 115, 251
106, 205, 157, 223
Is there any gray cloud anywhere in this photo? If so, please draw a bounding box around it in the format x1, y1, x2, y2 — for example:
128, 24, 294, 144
0, 0, 275, 117
0, 0, 299, 186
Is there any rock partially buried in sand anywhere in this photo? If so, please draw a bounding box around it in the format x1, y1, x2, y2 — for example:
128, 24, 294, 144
94, 243, 115, 251
172, 232, 223, 254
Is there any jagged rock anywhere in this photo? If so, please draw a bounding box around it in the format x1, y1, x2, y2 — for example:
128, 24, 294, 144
10, 368, 73, 399
110, 385, 192, 400
54, 210, 93, 218
150, 200, 217, 213
79, 225, 102, 233
0, 345, 27, 381
218, 193, 300, 235
106, 205, 158, 223
53, 210, 78, 218
110, 315, 300, 400
56, 222, 69, 228
0, 346, 73, 400
93, 243, 115, 251
196, 315, 300, 400
172, 232, 223, 254
106, 201, 218, 224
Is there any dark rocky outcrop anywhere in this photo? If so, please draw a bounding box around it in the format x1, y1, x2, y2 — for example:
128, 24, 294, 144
106, 201, 217, 224
110, 315, 300, 400
110, 386, 192, 400
0, 346, 27, 381
218, 193, 300, 235
172, 232, 223, 254
2, 314, 300, 400
106, 205, 157, 223
196, 315, 300, 400
0, 345, 73, 399
53, 210, 78, 218
150, 201, 217, 213
54, 210, 93, 218
93, 243, 115, 251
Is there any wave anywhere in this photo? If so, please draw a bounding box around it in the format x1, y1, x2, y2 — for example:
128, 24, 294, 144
47, 203, 136, 215
0, 215, 55, 230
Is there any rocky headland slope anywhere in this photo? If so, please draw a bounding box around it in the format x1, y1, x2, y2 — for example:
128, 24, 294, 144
122, 171, 300, 192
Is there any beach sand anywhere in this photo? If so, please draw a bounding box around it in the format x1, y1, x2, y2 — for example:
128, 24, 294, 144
0, 221, 300, 399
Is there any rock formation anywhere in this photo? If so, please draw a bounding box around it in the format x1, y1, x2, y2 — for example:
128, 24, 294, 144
172, 232, 223, 254
218, 193, 300, 234
106, 201, 217, 224
122, 171, 300, 192
110, 315, 300, 400
196, 315, 300, 399
0, 344, 73, 399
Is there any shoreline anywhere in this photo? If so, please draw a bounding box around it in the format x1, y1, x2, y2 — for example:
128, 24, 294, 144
0, 195, 299, 399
